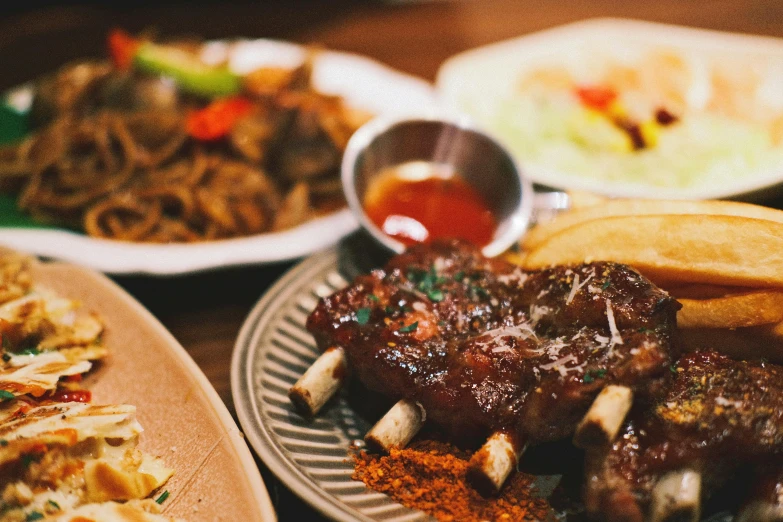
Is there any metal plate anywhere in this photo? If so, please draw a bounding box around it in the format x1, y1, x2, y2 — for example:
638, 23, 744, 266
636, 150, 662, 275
231, 239, 737, 522
232, 244, 435, 522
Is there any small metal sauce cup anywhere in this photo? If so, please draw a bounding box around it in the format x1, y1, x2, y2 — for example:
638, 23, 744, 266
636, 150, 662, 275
341, 114, 567, 257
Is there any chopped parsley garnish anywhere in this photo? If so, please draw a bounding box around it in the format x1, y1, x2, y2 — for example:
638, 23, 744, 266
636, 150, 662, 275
637, 327, 653, 334
47, 500, 61, 511
454, 271, 465, 282
368, 294, 379, 302
399, 321, 419, 333
0, 390, 14, 401
16, 347, 40, 356
156, 490, 170, 504
469, 285, 489, 299
408, 265, 446, 294
356, 308, 371, 325
670, 365, 678, 374
601, 279, 611, 290
384, 306, 395, 315
25, 512, 44, 521
427, 289, 444, 302
21, 453, 40, 468
583, 368, 607, 383
0, 439, 7, 447
1, 353, 9, 362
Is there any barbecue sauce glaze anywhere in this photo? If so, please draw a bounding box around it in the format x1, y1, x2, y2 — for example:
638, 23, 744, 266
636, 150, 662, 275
364, 161, 496, 248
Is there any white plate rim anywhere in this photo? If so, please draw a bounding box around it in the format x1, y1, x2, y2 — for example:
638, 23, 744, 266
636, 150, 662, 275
435, 17, 783, 201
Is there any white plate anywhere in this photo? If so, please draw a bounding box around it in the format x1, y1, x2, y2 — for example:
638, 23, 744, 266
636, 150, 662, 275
0, 39, 436, 276
436, 18, 783, 201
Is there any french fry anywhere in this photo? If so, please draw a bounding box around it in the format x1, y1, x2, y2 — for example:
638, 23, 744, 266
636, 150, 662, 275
523, 214, 783, 288
522, 199, 783, 251
679, 322, 783, 363
677, 290, 783, 329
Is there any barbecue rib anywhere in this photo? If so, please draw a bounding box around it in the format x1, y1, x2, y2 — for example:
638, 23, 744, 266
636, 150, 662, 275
584, 350, 783, 522
306, 239, 680, 444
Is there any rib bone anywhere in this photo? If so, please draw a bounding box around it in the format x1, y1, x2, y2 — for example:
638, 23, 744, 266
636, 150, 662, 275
573, 385, 634, 448
650, 469, 702, 522
466, 431, 527, 496
288, 347, 347, 417
364, 399, 426, 453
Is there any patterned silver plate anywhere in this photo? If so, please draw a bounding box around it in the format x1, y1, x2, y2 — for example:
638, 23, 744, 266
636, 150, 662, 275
231, 240, 734, 522
232, 243, 434, 522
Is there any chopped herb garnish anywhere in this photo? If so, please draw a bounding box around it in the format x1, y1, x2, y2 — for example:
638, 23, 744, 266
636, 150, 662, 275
16, 347, 40, 356
1, 353, 9, 362
669, 365, 678, 374
21, 453, 39, 468
0, 439, 7, 447
368, 294, 379, 302
637, 327, 653, 334
155, 490, 170, 504
25, 512, 44, 522
427, 289, 444, 302
356, 308, 371, 325
601, 279, 611, 290
0, 390, 14, 401
469, 285, 489, 299
384, 306, 395, 315
454, 271, 465, 281
583, 368, 607, 383
399, 321, 419, 333
47, 500, 61, 511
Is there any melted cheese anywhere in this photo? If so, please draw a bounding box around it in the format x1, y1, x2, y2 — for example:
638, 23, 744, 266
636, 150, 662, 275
0, 352, 93, 396
0, 402, 141, 443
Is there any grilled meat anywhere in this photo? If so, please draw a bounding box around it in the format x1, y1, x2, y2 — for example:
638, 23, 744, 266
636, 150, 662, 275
584, 350, 783, 522
306, 239, 679, 443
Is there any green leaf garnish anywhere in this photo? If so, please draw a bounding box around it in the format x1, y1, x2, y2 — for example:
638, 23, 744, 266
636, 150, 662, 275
0, 390, 14, 401
16, 347, 40, 356
368, 294, 379, 302
0, 439, 7, 447
356, 308, 371, 325
427, 289, 444, 302
47, 500, 61, 510
670, 365, 678, 374
601, 279, 611, 290
156, 490, 170, 504
25, 512, 44, 521
399, 321, 419, 333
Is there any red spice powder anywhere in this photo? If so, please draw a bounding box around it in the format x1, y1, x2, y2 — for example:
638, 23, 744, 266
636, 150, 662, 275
352, 440, 552, 521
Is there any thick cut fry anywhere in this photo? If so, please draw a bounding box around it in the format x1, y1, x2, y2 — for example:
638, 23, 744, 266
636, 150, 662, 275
679, 322, 783, 363
522, 199, 783, 251
677, 290, 783, 329
523, 215, 783, 288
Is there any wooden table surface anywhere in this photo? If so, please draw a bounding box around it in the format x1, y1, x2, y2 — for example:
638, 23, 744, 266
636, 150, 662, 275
0, 0, 781, 520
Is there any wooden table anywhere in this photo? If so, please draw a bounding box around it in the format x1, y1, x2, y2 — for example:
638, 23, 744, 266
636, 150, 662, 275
0, 1, 781, 519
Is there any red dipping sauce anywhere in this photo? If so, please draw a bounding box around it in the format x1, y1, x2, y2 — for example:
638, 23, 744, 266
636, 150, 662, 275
363, 162, 496, 247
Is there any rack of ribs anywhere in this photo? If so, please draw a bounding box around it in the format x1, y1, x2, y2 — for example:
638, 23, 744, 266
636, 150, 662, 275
584, 350, 783, 522
294, 239, 680, 494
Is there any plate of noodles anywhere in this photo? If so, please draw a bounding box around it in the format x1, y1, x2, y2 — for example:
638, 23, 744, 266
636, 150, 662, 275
0, 32, 435, 275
